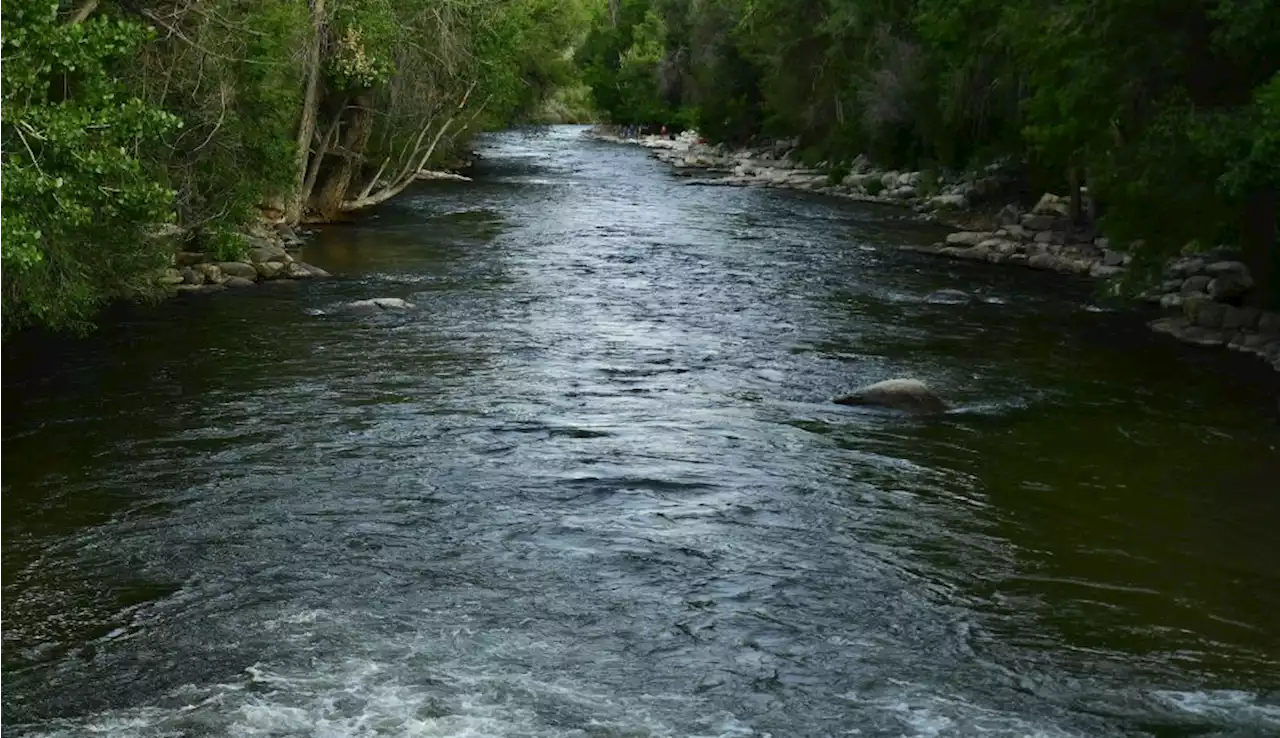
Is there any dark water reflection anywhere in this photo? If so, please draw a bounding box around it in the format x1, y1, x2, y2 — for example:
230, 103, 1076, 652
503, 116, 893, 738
3, 125, 1279, 737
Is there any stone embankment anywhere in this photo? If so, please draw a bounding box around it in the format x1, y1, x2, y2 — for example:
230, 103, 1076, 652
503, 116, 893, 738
929, 207, 1280, 369
591, 127, 1008, 212
589, 126, 1280, 371
150, 220, 331, 295
902, 193, 1126, 279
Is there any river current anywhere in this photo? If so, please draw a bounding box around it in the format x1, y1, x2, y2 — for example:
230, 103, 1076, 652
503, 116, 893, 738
3, 126, 1279, 737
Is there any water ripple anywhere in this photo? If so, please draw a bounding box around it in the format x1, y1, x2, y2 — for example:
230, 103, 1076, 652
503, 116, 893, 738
3, 125, 1279, 737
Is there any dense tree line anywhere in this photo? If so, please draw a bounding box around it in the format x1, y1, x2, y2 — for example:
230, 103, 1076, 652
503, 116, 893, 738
578, 0, 1279, 305
2, 0, 586, 332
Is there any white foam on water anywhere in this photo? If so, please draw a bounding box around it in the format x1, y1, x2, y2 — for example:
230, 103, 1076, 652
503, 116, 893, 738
1151, 689, 1280, 728
840, 683, 1086, 738
13, 654, 742, 738
17, 641, 1279, 738
499, 177, 569, 186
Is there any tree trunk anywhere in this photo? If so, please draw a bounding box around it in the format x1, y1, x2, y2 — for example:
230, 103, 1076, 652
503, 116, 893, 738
1242, 188, 1278, 310
311, 94, 374, 221
67, 0, 99, 24
337, 83, 481, 215
299, 100, 345, 209
286, 0, 326, 224
340, 118, 457, 212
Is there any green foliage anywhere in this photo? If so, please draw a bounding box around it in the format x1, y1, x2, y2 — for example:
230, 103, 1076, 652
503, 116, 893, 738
917, 169, 941, 198
473, 0, 590, 127
576, 0, 679, 125
3, 0, 587, 333
200, 228, 249, 262
532, 82, 598, 124
345, 0, 587, 183
329, 0, 397, 90
137, 0, 307, 231
2, 0, 179, 333
826, 162, 850, 186
579, 0, 1280, 301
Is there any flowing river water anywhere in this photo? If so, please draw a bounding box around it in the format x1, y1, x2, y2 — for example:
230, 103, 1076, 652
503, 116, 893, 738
4, 126, 1280, 737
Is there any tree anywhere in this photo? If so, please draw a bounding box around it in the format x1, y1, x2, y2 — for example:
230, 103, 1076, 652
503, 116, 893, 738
2, 0, 179, 332
579, 0, 1280, 303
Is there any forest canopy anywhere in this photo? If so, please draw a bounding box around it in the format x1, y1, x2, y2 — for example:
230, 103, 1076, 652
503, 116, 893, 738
3, 0, 1276, 333
1, 0, 587, 331
577, 0, 1279, 304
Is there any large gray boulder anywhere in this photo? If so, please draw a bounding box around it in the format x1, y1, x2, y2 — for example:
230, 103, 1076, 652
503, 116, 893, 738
1020, 214, 1058, 231
217, 261, 259, 280
834, 378, 949, 414
1208, 269, 1254, 301
926, 193, 969, 211
196, 263, 225, 284
249, 242, 290, 264
1032, 192, 1070, 216
255, 261, 287, 279
1259, 311, 1280, 336
1165, 257, 1206, 279
1180, 275, 1212, 294
996, 204, 1023, 226
157, 268, 185, 286
946, 231, 992, 247
843, 172, 880, 189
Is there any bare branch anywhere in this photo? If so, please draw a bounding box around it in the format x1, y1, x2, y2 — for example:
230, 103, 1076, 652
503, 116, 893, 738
355, 157, 391, 201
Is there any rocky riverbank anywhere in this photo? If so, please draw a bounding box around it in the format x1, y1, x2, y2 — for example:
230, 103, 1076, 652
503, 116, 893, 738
921, 214, 1280, 370
590, 127, 1009, 211
590, 126, 1280, 372
149, 220, 332, 295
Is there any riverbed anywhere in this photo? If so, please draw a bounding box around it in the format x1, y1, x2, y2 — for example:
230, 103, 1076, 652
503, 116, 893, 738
3, 125, 1279, 737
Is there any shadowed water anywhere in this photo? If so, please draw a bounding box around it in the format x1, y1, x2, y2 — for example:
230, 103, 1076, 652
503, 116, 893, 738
3, 125, 1279, 737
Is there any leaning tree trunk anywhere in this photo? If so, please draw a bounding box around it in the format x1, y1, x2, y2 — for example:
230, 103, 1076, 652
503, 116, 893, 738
336, 82, 482, 214
1242, 188, 1278, 310
299, 97, 347, 210
286, 0, 327, 224
311, 94, 374, 221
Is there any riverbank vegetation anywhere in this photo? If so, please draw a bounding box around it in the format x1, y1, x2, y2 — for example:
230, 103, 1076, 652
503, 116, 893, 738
6, 0, 1275, 334
577, 0, 1279, 307
2, 0, 586, 332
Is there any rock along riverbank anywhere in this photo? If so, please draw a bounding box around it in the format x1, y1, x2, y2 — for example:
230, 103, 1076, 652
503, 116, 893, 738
147, 220, 332, 296
590, 125, 1280, 372
143, 165, 475, 300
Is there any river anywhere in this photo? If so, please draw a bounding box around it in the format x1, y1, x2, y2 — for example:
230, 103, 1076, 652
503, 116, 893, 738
3, 125, 1279, 737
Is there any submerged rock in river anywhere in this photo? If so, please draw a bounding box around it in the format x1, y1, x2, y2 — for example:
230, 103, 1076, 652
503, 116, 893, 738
924, 289, 973, 305
347, 298, 416, 312
834, 378, 949, 414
